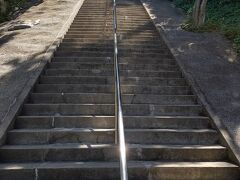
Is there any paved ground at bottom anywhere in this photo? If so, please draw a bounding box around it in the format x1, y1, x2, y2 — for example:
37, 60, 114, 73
142, 0, 240, 157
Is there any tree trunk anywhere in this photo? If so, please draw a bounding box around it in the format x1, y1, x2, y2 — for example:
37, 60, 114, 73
0, 0, 7, 14
192, 0, 208, 27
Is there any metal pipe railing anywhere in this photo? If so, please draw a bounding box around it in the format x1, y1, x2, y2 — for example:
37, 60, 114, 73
112, 0, 128, 179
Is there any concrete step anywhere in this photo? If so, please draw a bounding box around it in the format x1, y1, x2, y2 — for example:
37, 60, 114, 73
73, 16, 108, 20
15, 116, 210, 129
51, 57, 175, 65
77, 9, 108, 11
0, 161, 238, 180
54, 50, 114, 57
70, 21, 107, 25
77, 10, 109, 12
47, 62, 178, 71
59, 42, 167, 50
65, 29, 155, 33
35, 84, 191, 95
72, 19, 152, 23
64, 32, 165, 39
7, 128, 115, 145
118, 40, 168, 45
44, 69, 181, 78
78, 7, 109, 8
116, 11, 150, 14
77, 11, 144, 14
56, 49, 169, 57
70, 24, 155, 29
60, 39, 166, 46
63, 33, 160, 40
29, 93, 196, 105
67, 27, 156, 32
78, 7, 106, 9
66, 28, 145, 32
78, 7, 108, 10
72, 16, 150, 20
21, 104, 202, 116
75, 13, 148, 16
7, 128, 216, 145
74, 16, 150, 20
0, 144, 227, 162
79, 8, 108, 9
125, 129, 218, 145
15, 116, 116, 129
39, 76, 186, 86
66, 33, 157, 38
61, 37, 165, 44
57, 46, 167, 54
70, 20, 150, 24
79, 8, 109, 10
77, 11, 107, 13
76, 12, 108, 16
54, 51, 171, 58
69, 24, 155, 29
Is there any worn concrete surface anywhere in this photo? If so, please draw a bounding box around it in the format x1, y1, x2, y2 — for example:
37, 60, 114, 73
142, 0, 240, 156
1, 0, 240, 160
0, 0, 83, 124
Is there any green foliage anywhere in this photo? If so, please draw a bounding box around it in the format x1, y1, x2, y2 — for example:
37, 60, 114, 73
0, 0, 27, 23
234, 35, 240, 53
170, 0, 194, 14
169, 0, 194, 14
171, 0, 240, 53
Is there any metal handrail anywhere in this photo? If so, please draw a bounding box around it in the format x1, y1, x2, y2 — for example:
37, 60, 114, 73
112, 0, 128, 179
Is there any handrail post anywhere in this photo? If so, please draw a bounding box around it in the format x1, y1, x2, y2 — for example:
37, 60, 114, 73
112, 0, 128, 179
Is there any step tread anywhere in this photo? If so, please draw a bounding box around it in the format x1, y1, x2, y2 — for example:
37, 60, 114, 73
41, 75, 183, 79
0, 161, 237, 169
49, 62, 175, 65
9, 128, 116, 133
36, 84, 189, 87
46, 69, 179, 73
17, 115, 209, 119
0, 144, 226, 150
24, 103, 201, 106
52, 57, 171, 60
9, 128, 216, 133
30, 92, 195, 97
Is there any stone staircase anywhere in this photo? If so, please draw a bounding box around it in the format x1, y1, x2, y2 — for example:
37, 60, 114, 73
0, 0, 239, 179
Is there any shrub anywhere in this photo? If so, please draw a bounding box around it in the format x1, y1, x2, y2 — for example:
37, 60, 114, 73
0, 0, 27, 23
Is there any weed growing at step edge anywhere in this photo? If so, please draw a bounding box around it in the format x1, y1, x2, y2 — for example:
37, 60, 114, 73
170, 0, 240, 53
